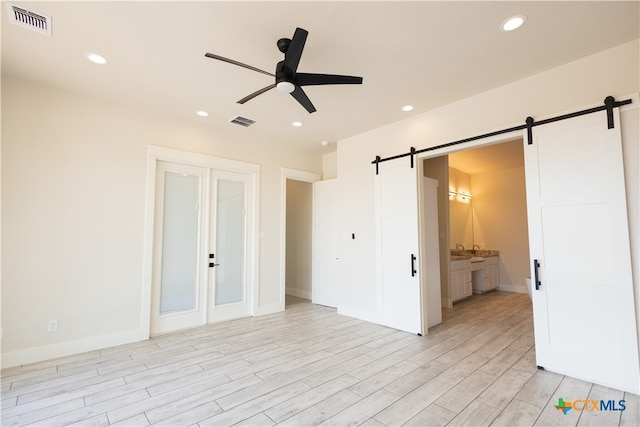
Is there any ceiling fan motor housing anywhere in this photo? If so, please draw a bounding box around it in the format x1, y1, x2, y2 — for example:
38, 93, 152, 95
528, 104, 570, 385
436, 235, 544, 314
277, 38, 291, 53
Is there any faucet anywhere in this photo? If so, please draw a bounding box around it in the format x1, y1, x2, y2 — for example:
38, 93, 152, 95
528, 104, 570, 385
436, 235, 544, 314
456, 244, 465, 252
472, 244, 480, 254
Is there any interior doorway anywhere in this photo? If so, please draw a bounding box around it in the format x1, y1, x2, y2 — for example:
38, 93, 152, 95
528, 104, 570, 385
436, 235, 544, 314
285, 179, 313, 301
419, 134, 531, 326
279, 168, 321, 309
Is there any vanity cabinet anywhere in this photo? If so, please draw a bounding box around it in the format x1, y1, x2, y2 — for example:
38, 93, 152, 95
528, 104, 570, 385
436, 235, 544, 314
472, 255, 499, 293
450, 259, 472, 302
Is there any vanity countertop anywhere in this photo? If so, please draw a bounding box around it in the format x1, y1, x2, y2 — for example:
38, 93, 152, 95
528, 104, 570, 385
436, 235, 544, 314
450, 250, 499, 261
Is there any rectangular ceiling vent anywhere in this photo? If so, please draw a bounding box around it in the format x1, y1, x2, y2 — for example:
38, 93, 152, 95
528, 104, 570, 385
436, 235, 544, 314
229, 116, 256, 128
7, 3, 52, 36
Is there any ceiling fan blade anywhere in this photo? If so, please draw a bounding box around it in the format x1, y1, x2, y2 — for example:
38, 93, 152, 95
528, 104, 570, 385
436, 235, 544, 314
237, 84, 276, 104
205, 53, 275, 77
296, 73, 363, 86
283, 27, 308, 73
290, 86, 316, 113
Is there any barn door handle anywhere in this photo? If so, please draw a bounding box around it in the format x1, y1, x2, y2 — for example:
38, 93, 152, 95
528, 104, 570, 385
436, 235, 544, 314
534, 259, 541, 290
411, 254, 417, 277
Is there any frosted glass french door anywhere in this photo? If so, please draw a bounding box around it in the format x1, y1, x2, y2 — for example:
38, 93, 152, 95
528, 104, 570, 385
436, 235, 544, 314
151, 162, 208, 334
151, 164, 252, 335
208, 171, 251, 322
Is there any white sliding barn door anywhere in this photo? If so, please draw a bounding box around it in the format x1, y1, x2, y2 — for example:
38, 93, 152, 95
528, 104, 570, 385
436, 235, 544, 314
375, 158, 422, 335
524, 108, 639, 393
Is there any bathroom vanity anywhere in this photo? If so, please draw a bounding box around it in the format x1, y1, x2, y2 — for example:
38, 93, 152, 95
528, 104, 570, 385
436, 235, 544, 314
446, 251, 500, 306
470, 255, 499, 294
449, 258, 472, 302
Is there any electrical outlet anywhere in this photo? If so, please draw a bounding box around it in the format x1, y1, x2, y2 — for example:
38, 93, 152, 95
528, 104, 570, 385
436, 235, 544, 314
48, 320, 58, 332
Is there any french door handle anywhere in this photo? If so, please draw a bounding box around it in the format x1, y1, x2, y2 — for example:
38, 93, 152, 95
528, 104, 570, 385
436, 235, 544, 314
534, 259, 541, 290
411, 254, 417, 277
209, 253, 219, 268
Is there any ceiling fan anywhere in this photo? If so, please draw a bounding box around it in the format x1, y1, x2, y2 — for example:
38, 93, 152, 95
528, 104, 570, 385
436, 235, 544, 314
205, 27, 363, 113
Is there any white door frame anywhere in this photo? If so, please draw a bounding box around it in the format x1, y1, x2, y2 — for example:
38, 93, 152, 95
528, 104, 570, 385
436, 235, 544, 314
142, 146, 260, 335
279, 168, 321, 310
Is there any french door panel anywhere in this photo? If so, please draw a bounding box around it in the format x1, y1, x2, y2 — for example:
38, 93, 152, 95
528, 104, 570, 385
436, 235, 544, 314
524, 108, 639, 393
375, 159, 422, 335
151, 162, 208, 335
208, 171, 252, 323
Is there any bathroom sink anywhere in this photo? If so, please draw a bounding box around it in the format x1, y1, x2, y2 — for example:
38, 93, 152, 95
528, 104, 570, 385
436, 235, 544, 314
469, 256, 485, 263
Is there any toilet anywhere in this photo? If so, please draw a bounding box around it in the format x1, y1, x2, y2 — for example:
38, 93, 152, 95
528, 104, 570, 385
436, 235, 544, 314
524, 277, 532, 300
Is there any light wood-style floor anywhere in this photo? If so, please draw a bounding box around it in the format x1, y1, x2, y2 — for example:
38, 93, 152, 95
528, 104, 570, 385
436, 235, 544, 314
2, 291, 638, 426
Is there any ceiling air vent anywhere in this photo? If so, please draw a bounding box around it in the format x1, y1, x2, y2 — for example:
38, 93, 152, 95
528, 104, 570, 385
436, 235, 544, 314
229, 116, 256, 128
7, 3, 52, 36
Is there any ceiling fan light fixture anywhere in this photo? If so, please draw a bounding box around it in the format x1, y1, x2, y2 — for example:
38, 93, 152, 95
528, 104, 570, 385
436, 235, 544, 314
276, 81, 295, 93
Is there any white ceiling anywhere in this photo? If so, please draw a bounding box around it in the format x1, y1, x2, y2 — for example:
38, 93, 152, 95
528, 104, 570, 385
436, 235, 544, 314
2, 1, 638, 156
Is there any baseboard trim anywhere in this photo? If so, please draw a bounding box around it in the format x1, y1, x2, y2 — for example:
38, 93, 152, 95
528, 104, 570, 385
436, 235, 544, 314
497, 284, 528, 294
285, 287, 312, 300
1, 328, 148, 369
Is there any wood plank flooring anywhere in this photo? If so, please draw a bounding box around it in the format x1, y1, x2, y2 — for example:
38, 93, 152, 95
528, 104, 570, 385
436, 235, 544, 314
2, 291, 638, 426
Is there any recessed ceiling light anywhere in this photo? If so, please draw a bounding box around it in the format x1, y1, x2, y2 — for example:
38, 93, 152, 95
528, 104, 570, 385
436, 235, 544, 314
196, 110, 208, 117
402, 105, 414, 112
85, 52, 107, 64
292, 121, 303, 127
320, 141, 329, 146
501, 15, 526, 32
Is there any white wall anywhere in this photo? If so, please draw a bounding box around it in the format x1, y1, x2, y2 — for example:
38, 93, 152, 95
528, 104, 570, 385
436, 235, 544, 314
471, 166, 530, 292
322, 151, 338, 179
336, 40, 640, 337
1, 75, 322, 367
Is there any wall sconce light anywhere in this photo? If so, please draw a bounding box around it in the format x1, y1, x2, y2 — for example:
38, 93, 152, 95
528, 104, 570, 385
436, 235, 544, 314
449, 187, 473, 202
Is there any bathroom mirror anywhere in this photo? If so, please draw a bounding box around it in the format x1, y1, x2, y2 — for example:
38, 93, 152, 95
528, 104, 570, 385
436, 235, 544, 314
449, 198, 474, 250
